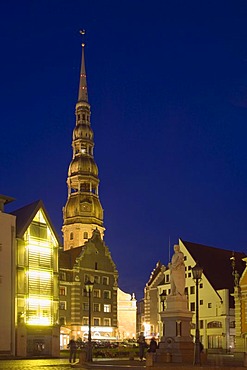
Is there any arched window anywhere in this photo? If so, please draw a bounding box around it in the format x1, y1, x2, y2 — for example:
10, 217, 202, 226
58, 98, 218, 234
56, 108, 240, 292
207, 321, 222, 328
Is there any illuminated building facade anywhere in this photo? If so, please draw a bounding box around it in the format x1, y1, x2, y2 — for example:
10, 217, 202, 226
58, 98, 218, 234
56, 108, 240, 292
0, 195, 16, 357
13, 200, 60, 357
143, 239, 246, 352
60, 38, 118, 346
233, 256, 247, 357
117, 289, 137, 340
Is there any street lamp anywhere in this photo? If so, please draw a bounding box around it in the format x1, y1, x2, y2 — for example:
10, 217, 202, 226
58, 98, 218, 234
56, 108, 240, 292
192, 262, 203, 366
85, 279, 94, 362
160, 290, 167, 311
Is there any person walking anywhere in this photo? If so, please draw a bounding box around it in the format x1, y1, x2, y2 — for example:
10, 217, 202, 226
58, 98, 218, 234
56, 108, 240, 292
138, 332, 146, 361
149, 337, 158, 353
67, 336, 77, 363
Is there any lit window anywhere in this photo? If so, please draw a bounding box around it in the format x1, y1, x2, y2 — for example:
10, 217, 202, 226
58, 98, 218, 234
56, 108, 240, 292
60, 287, 67, 296
60, 301, 66, 310
104, 304, 111, 313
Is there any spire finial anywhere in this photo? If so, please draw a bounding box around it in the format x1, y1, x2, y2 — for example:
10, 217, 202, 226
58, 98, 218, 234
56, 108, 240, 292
80, 29, 86, 47
78, 29, 88, 103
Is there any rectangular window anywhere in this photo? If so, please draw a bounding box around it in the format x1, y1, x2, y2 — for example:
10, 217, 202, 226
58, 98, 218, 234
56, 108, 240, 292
60, 301, 66, 310
103, 290, 111, 299
83, 317, 89, 325
94, 275, 100, 284
208, 335, 223, 349
30, 222, 47, 239
93, 318, 100, 326
103, 318, 111, 326
188, 272, 191, 278
190, 286, 195, 294
83, 303, 89, 311
165, 274, 169, 283
103, 304, 111, 313
200, 300, 203, 305
60, 286, 67, 296
102, 276, 109, 285
199, 283, 203, 288
93, 303, 100, 312
190, 302, 195, 311
208, 303, 212, 308
93, 289, 100, 298
200, 320, 204, 329
59, 272, 66, 281
84, 274, 90, 283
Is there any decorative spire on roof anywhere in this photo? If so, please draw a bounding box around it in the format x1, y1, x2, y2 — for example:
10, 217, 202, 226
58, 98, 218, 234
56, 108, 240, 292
78, 30, 88, 103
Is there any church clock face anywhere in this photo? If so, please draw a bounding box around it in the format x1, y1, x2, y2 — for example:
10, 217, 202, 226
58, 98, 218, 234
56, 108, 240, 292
81, 202, 91, 212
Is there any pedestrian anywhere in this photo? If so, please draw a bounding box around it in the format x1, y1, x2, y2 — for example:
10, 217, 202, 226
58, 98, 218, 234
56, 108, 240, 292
149, 337, 158, 353
137, 332, 146, 361
67, 336, 77, 363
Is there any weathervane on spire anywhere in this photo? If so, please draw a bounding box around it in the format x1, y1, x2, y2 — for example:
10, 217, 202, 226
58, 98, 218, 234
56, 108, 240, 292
80, 29, 86, 47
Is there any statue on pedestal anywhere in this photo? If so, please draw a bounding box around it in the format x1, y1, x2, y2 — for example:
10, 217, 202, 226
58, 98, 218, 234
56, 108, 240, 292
169, 244, 185, 296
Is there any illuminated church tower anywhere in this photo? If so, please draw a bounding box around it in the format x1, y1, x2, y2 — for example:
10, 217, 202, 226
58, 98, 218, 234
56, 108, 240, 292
62, 37, 104, 250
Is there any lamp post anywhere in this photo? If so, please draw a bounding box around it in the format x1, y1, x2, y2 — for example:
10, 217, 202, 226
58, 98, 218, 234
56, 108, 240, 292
85, 279, 94, 362
192, 262, 203, 366
160, 290, 167, 311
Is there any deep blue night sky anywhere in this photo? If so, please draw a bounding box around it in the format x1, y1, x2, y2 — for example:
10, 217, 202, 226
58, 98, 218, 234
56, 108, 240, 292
1, 1, 247, 299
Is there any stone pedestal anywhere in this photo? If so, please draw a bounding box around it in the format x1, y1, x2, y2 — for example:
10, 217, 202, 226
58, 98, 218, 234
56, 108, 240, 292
156, 294, 194, 363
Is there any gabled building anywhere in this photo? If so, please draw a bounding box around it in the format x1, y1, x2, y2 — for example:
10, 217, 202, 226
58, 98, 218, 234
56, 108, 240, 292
0, 196, 60, 358
143, 239, 246, 352
13, 200, 60, 357
59, 229, 118, 347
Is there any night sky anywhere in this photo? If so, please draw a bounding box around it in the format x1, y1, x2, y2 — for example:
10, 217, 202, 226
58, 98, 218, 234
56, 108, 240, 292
1, 1, 247, 299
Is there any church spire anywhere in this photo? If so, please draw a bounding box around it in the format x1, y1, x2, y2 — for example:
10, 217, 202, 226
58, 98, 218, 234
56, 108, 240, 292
78, 30, 88, 103
62, 34, 105, 251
